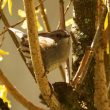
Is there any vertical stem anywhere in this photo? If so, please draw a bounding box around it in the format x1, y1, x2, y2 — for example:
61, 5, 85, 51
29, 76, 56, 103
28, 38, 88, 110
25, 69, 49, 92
94, 47, 110, 110
38, 0, 50, 32
59, 0, 65, 29
59, 0, 71, 83
23, 0, 61, 109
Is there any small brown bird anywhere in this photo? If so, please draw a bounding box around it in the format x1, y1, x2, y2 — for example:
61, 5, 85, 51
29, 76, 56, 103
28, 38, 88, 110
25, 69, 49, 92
9, 28, 71, 71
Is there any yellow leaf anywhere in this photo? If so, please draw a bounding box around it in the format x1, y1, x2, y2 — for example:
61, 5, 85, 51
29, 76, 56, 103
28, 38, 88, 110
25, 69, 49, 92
0, 85, 7, 98
106, 42, 109, 54
18, 9, 26, 17
0, 85, 11, 108
35, 8, 46, 14
0, 49, 9, 55
35, 9, 40, 14
37, 21, 43, 31
8, 0, 12, 15
21, 19, 43, 31
65, 18, 73, 27
21, 20, 27, 29
36, 16, 43, 31
0, 55, 3, 62
102, 0, 105, 4
104, 12, 108, 30
1, 0, 8, 9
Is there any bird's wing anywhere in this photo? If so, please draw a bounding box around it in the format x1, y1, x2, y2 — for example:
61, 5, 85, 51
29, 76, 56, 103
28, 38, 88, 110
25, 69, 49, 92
9, 27, 51, 38
39, 36, 56, 50
8, 27, 56, 49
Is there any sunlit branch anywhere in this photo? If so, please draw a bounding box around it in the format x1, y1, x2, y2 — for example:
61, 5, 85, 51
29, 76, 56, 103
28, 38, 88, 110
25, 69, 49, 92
1, 12, 36, 82
0, 69, 44, 110
71, 5, 107, 88
23, 0, 61, 109
57, 0, 72, 29
38, 0, 50, 32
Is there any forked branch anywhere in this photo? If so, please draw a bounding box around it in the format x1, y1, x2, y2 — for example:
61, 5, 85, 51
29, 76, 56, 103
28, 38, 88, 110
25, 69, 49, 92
71, 5, 107, 88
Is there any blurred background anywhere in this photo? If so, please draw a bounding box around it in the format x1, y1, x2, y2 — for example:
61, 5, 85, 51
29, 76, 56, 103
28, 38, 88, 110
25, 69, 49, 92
0, 0, 72, 109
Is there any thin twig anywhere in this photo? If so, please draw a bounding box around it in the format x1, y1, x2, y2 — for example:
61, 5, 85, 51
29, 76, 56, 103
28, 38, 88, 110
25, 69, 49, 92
0, 69, 44, 110
57, 0, 72, 29
0, 0, 46, 36
0, 33, 5, 47
71, 5, 107, 88
38, 0, 50, 32
59, 0, 65, 29
38, 0, 66, 82
1, 12, 36, 82
59, 0, 71, 83
0, 18, 25, 36
64, 0, 73, 15
23, 0, 61, 109
59, 65, 66, 81
35, 0, 46, 10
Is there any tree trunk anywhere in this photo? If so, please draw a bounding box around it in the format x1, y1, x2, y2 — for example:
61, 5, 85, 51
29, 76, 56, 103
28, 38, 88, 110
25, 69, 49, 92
71, 0, 97, 109
94, 47, 110, 110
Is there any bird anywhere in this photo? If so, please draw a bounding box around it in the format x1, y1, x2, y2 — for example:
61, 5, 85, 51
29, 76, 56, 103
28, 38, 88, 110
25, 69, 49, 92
9, 28, 71, 72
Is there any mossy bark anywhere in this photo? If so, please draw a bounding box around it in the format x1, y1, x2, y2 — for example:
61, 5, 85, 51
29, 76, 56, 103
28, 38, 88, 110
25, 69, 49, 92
71, 0, 97, 109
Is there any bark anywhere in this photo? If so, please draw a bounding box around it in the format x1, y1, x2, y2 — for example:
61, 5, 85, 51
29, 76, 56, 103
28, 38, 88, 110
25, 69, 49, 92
23, 0, 61, 109
71, 0, 97, 109
94, 47, 110, 110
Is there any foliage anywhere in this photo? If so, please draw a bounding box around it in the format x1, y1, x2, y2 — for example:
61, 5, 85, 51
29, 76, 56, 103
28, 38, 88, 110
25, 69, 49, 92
1, 0, 12, 15
0, 49, 9, 62
18, 9, 43, 31
0, 85, 11, 108
0, 0, 110, 110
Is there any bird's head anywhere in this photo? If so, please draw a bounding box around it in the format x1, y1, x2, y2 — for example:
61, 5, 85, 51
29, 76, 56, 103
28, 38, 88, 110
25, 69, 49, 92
50, 30, 70, 39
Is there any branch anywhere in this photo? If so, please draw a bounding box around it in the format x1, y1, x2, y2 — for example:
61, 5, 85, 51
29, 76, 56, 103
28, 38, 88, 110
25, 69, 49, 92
38, 0, 66, 82
0, 18, 25, 36
57, 0, 72, 29
64, 0, 72, 15
59, 65, 66, 81
71, 5, 107, 88
59, 0, 65, 29
94, 47, 110, 110
0, 69, 44, 110
23, 0, 61, 109
1, 12, 36, 82
38, 0, 50, 32
0, 0, 46, 36
35, 0, 46, 10
59, 0, 71, 83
